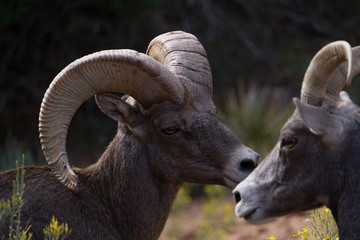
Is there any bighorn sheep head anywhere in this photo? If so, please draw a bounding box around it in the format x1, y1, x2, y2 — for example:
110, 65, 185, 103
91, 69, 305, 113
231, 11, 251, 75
233, 41, 360, 225
39, 31, 258, 192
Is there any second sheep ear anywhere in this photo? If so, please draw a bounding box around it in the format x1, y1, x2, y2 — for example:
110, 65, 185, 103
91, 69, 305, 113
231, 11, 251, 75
95, 93, 146, 138
293, 98, 345, 148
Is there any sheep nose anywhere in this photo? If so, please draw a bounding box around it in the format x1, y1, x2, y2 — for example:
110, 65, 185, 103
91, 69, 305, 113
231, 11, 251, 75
233, 189, 241, 204
238, 150, 259, 172
239, 158, 257, 172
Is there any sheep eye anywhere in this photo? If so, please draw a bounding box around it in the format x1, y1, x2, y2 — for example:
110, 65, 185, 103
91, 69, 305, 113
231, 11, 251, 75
161, 126, 179, 135
281, 138, 297, 149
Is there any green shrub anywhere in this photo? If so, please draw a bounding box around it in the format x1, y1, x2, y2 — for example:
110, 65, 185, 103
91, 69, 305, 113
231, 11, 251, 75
219, 84, 293, 157
0, 156, 71, 240
43, 216, 71, 240
6, 158, 32, 240
0, 133, 34, 171
293, 207, 338, 240
265, 207, 339, 240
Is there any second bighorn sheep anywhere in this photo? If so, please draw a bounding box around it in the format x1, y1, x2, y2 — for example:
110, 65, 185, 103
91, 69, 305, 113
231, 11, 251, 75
0, 31, 258, 239
233, 41, 360, 238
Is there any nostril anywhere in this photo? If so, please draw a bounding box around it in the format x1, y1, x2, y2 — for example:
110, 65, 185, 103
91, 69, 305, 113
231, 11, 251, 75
233, 191, 241, 204
239, 159, 256, 171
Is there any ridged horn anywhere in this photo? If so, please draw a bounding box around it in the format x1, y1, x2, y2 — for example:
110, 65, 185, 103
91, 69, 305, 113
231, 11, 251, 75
301, 41, 352, 105
146, 31, 213, 100
327, 46, 360, 99
39, 49, 185, 191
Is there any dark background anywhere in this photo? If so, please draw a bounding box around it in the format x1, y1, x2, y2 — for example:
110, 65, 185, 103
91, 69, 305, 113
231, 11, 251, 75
1, 0, 360, 167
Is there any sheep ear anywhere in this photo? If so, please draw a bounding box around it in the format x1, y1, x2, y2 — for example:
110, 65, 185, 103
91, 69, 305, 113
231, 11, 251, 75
293, 98, 344, 147
95, 93, 145, 138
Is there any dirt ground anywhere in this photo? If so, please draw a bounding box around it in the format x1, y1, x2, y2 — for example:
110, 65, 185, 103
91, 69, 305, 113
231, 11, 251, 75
160, 199, 310, 240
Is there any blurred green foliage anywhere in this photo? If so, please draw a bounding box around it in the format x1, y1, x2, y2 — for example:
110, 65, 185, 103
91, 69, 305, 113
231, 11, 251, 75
193, 185, 235, 240
0, 133, 34, 171
171, 185, 192, 213
220, 84, 294, 157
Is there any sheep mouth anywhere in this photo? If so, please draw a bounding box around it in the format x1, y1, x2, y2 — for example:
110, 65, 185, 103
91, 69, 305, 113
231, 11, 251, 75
243, 208, 257, 221
224, 176, 241, 189
236, 205, 273, 225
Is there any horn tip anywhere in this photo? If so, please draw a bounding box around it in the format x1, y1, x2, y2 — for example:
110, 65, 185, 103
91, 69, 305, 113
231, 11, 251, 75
51, 160, 79, 192
64, 179, 79, 192
63, 165, 79, 192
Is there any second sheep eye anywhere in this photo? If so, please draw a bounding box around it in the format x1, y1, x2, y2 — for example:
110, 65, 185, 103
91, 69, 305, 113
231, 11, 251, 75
161, 126, 179, 135
281, 138, 297, 149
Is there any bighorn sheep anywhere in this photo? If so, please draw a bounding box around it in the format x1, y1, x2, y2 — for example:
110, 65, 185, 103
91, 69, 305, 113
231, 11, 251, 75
0, 31, 258, 239
233, 41, 360, 238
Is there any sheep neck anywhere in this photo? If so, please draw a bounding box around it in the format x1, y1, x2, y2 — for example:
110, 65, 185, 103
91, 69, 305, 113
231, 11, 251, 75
332, 182, 360, 238
328, 136, 360, 239
88, 129, 182, 239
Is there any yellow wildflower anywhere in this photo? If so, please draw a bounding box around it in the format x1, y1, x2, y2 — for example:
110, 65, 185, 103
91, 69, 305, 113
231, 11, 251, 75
293, 229, 301, 237
323, 207, 330, 213
266, 236, 276, 240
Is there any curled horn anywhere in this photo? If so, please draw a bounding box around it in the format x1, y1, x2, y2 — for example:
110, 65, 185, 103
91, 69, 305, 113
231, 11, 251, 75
39, 48, 185, 191
300, 41, 352, 105
147, 31, 213, 103
327, 46, 360, 100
